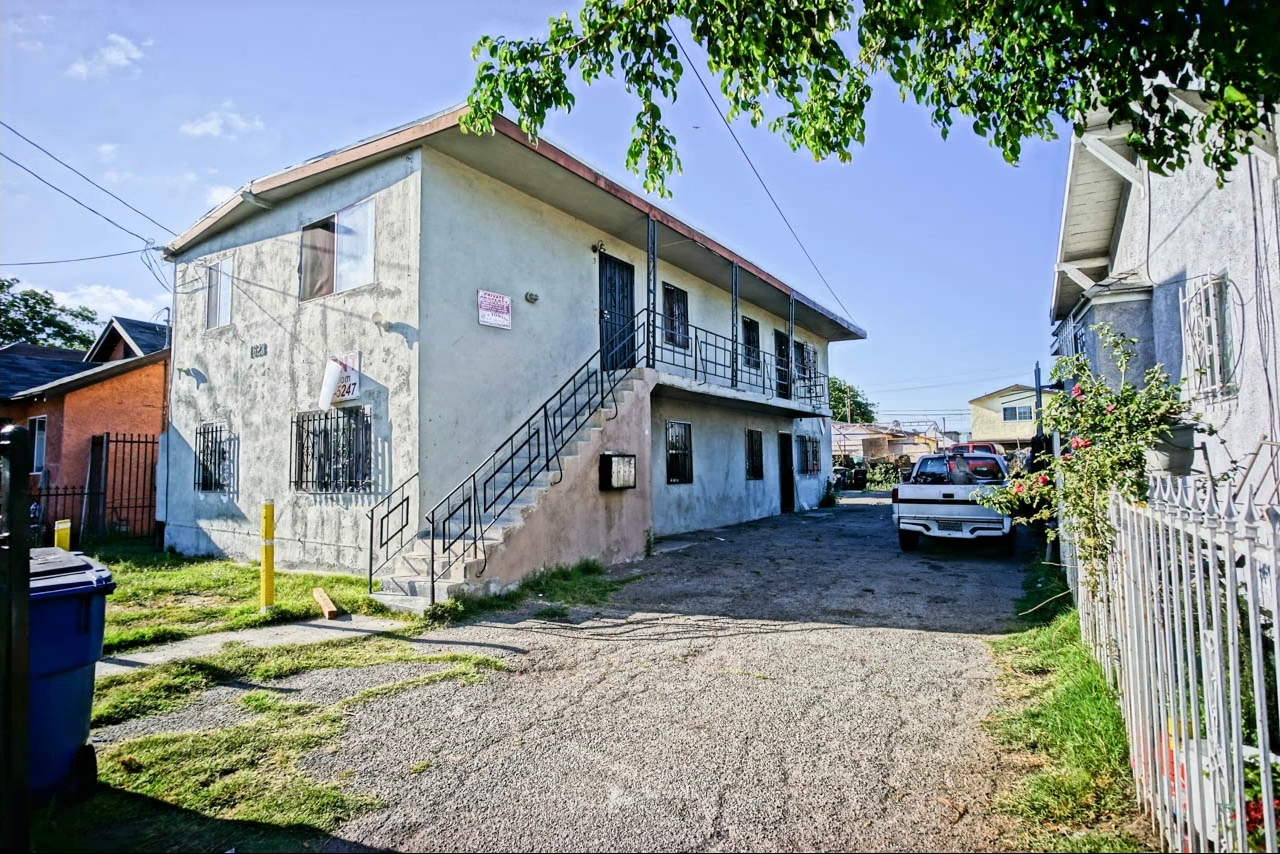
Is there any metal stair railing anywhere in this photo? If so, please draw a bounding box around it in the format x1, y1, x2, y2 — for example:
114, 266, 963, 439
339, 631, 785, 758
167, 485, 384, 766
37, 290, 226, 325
419, 309, 650, 600
366, 472, 418, 593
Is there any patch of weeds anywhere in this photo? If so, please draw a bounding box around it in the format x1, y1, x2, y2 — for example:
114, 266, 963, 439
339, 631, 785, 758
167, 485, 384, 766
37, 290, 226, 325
408, 761, 432, 775
988, 611, 1153, 851
93, 544, 388, 655
93, 634, 455, 727
39, 654, 506, 853
1012, 557, 1074, 628
521, 558, 624, 605
533, 605, 570, 621
644, 527, 655, 558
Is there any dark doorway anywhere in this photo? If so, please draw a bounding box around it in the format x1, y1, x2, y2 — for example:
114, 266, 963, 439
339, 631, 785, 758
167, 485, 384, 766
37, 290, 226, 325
599, 254, 636, 371
774, 330, 791, 399
778, 431, 795, 513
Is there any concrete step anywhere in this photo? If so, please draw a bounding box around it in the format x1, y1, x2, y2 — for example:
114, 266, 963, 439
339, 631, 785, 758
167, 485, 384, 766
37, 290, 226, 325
371, 588, 452, 616
378, 575, 457, 601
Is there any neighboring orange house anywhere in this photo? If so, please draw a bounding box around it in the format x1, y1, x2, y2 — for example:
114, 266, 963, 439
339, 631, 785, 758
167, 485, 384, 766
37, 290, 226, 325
0, 317, 169, 542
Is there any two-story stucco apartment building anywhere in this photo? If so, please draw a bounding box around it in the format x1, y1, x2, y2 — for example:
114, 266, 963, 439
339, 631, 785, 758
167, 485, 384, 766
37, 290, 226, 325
1050, 99, 1278, 490
160, 106, 865, 607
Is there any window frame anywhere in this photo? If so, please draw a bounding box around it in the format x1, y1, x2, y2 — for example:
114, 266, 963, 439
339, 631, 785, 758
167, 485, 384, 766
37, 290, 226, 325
662, 283, 690, 349
1002, 405, 1034, 422
741, 317, 761, 371
745, 428, 764, 480
194, 421, 232, 493
290, 405, 374, 494
665, 420, 693, 485
796, 434, 821, 476
205, 256, 233, 330
299, 197, 377, 302
1182, 273, 1237, 401
27, 415, 46, 473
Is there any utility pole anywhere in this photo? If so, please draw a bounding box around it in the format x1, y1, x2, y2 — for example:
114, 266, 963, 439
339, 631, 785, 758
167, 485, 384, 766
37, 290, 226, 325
1034, 361, 1044, 438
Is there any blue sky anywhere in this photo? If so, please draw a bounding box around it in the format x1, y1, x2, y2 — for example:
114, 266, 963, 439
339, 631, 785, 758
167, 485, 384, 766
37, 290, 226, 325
0, 0, 1068, 430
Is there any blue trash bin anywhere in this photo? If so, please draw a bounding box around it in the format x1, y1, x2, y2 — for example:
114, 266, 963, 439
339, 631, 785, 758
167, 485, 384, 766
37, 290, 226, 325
28, 547, 115, 804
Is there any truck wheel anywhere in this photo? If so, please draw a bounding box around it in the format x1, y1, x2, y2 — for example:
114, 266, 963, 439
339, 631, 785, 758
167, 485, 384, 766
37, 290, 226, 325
898, 530, 921, 552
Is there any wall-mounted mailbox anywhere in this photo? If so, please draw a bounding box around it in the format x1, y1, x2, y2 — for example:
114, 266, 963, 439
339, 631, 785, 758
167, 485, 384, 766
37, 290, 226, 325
599, 453, 637, 490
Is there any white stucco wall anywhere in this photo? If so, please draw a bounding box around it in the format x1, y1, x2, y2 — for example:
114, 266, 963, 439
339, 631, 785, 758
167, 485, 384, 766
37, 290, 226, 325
649, 392, 829, 536
164, 152, 422, 571
1108, 150, 1280, 474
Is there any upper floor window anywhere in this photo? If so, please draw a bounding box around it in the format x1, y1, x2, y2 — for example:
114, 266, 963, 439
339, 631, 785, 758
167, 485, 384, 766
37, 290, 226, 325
741, 317, 761, 370
300, 198, 376, 301
27, 416, 46, 473
206, 256, 232, 329
793, 340, 817, 380
1182, 274, 1236, 399
1002, 405, 1033, 422
662, 283, 689, 349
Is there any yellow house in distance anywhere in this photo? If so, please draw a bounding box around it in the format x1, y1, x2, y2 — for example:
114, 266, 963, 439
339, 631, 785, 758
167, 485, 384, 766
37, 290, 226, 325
969, 384, 1057, 449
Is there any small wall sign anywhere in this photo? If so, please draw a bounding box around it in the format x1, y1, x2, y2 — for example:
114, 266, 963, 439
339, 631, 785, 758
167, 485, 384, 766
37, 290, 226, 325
478, 289, 512, 329
599, 452, 637, 490
250, 343, 268, 358
319, 351, 362, 408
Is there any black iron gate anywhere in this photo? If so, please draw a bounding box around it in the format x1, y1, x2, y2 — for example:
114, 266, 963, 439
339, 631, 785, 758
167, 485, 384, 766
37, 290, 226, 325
29, 432, 159, 548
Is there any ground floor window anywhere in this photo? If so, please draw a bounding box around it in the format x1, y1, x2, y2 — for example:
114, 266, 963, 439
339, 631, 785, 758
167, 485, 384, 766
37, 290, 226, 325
797, 435, 821, 475
745, 428, 764, 480
666, 420, 693, 484
195, 422, 233, 492
27, 415, 46, 472
291, 406, 372, 493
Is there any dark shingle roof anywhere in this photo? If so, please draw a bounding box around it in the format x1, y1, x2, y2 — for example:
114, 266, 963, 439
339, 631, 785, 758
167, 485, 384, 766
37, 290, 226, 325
0, 352, 101, 398
0, 343, 87, 361
114, 317, 169, 355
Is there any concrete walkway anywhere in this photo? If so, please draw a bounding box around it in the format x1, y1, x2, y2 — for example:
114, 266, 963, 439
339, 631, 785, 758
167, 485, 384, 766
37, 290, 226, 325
95, 614, 406, 680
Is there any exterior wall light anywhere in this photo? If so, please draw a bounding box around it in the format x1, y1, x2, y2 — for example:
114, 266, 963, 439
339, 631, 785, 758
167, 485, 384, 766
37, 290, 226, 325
370, 311, 388, 332
524, 292, 540, 303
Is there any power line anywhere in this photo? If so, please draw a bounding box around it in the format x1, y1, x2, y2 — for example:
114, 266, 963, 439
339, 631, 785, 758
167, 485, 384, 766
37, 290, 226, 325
672, 33, 855, 324
1, 152, 152, 244
0, 248, 145, 267
0, 121, 177, 236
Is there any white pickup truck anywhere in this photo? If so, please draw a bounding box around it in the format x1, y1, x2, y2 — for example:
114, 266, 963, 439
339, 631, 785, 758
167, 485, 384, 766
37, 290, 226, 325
892, 453, 1013, 552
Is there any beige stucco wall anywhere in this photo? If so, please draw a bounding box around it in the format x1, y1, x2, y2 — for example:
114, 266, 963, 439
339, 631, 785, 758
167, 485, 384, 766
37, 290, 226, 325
970, 388, 1053, 445
471, 371, 655, 586
164, 152, 422, 571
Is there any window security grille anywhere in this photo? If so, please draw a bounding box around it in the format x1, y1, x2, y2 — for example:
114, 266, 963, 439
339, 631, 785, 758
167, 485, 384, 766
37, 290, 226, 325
797, 435, 821, 475
195, 422, 232, 492
745, 428, 764, 480
662, 283, 690, 349
291, 406, 373, 493
1182, 275, 1235, 400
666, 421, 693, 484
742, 317, 761, 370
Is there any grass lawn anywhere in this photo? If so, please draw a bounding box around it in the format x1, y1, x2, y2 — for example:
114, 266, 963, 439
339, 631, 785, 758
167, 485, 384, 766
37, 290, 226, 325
90, 544, 385, 656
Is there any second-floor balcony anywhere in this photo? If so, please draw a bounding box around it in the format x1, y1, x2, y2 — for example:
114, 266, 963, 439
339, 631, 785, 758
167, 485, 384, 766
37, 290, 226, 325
603, 309, 829, 415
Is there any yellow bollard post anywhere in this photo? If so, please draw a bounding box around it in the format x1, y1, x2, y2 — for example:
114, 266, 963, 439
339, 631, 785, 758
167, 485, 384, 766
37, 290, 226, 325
53, 519, 71, 551
260, 499, 275, 612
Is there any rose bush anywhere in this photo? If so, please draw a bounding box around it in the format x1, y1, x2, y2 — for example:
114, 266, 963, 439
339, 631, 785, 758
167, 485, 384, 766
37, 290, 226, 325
978, 324, 1187, 580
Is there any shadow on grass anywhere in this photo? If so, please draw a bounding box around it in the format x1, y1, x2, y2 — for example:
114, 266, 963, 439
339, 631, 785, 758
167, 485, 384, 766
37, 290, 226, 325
31, 785, 382, 853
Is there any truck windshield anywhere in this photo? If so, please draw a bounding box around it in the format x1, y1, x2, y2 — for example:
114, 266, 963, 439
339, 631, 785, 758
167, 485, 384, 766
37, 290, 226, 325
912, 456, 1005, 485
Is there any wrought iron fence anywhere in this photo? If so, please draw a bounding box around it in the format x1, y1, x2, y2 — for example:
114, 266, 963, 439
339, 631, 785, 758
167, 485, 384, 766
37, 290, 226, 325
1071, 476, 1280, 852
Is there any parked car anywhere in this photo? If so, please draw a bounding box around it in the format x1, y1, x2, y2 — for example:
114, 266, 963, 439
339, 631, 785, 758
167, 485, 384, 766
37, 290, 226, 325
832, 466, 852, 490
891, 452, 1013, 552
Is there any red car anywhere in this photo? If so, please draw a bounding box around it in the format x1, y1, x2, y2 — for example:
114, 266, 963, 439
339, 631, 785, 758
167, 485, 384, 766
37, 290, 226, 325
949, 442, 1002, 455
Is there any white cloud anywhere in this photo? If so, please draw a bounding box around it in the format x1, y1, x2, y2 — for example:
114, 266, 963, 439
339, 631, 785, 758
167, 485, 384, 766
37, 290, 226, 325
6, 13, 53, 35
102, 170, 134, 184
18, 40, 43, 51
97, 143, 118, 162
65, 33, 145, 80
40, 283, 168, 324
204, 185, 237, 207
179, 101, 264, 139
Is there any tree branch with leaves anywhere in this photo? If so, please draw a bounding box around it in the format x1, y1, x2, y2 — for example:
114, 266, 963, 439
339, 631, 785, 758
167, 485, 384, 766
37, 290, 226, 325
463, 0, 1278, 196
0, 277, 99, 351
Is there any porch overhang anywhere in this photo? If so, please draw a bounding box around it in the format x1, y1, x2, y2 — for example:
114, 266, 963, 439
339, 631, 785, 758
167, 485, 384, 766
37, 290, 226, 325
650, 371, 830, 420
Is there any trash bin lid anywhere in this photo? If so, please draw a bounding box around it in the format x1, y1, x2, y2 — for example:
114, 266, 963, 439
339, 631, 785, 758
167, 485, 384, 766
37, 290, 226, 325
29, 547, 115, 599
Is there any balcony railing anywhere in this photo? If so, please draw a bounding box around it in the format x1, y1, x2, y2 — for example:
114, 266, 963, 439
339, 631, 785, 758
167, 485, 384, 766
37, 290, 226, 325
650, 316, 828, 410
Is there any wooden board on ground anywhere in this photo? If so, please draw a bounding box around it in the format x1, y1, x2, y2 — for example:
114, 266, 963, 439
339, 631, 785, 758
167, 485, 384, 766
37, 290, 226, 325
313, 587, 340, 619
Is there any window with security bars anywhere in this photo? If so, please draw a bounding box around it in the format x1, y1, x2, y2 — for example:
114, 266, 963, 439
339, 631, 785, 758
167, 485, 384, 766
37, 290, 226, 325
291, 406, 373, 493
194, 422, 232, 492
666, 420, 693, 484
796, 435, 821, 475
662, 283, 689, 348
741, 317, 761, 370
745, 429, 764, 480
1182, 274, 1236, 399
792, 340, 817, 381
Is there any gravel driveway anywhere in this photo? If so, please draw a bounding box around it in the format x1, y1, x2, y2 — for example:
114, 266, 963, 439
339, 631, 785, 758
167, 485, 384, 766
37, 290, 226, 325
102, 496, 1028, 852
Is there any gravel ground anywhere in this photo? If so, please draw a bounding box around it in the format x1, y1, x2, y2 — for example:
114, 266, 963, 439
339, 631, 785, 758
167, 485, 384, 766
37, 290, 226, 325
98, 497, 1028, 852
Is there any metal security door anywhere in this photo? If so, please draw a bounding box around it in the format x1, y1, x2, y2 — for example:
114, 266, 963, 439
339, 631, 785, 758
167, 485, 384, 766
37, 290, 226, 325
599, 254, 636, 371
778, 432, 795, 513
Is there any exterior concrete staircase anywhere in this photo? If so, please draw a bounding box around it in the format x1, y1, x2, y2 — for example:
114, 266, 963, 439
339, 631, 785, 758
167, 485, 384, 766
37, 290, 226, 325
371, 366, 645, 615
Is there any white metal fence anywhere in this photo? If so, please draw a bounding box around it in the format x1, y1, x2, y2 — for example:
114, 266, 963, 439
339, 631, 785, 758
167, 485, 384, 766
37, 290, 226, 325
1072, 477, 1280, 852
